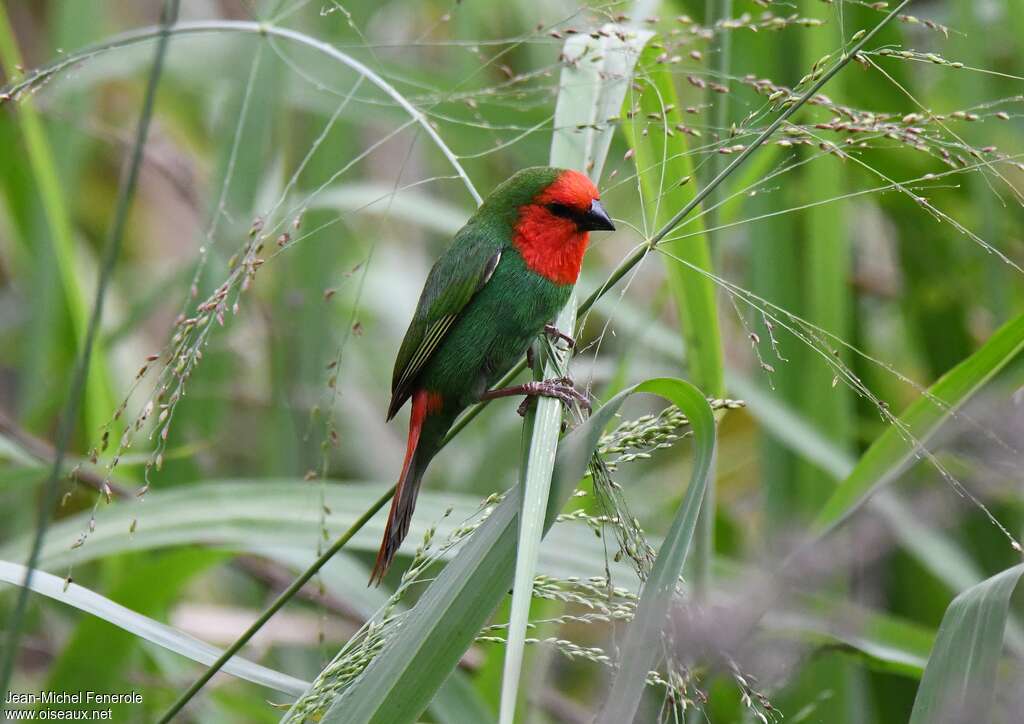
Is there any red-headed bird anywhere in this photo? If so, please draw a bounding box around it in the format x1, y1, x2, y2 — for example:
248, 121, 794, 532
372, 167, 615, 583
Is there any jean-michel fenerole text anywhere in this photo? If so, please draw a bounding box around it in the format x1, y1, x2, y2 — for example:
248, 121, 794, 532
6, 690, 143, 706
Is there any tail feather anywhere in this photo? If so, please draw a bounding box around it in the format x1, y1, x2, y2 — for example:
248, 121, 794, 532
370, 466, 424, 585
370, 389, 433, 585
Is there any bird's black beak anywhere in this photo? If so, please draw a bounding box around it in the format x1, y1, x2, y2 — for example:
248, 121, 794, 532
581, 199, 615, 231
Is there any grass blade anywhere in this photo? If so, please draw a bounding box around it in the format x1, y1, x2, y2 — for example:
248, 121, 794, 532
813, 311, 1024, 534
909, 564, 1024, 723
595, 379, 717, 724
45, 550, 224, 710
0, 559, 308, 696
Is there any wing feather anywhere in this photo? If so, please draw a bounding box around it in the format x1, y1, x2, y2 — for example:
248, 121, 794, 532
393, 314, 457, 394
387, 231, 502, 420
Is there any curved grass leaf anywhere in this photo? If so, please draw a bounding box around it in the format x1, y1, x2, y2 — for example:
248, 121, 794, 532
0, 559, 308, 696
910, 564, 1024, 723
596, 379, 716, 724
1, 20, 482, 209
45, 550, 224, 709
814, 311, 1024, 534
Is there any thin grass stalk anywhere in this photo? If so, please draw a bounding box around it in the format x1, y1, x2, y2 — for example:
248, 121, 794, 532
794, 8, 860, 709
796, 0, 853, 502
498, 327, 567, 724
0, 0, 180, 704
705, 0, 733, 182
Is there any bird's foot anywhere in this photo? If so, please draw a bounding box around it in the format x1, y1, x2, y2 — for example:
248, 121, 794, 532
479, 378, 590, 416
544, 324, 576, 349
515, 378, 590, 417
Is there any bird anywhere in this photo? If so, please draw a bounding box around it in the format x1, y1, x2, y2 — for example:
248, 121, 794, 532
370, 166, 616, 584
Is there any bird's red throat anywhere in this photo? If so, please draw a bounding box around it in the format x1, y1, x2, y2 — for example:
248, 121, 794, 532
512, 170, 597, 285
513, 209, 589, 285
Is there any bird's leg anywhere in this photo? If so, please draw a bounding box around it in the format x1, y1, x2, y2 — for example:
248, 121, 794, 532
544, 323, 576, 349
479, 378, 590, 417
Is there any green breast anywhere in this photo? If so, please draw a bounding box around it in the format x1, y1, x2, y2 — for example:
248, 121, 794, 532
418, 245, 572, 408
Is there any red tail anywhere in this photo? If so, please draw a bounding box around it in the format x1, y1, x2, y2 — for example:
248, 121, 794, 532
370, 389, 438, 585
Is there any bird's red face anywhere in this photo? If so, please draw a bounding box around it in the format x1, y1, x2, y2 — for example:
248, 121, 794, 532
513, 170, 615, 285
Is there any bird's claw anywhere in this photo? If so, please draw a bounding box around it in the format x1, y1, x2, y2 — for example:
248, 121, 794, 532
516, 378, 591, 417
544, 324, 576, 349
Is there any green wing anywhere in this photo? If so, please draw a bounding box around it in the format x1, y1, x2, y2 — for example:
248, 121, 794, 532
387, 229, 502, 420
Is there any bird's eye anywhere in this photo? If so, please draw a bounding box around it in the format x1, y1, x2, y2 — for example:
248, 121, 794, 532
546, 202, 577, 219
